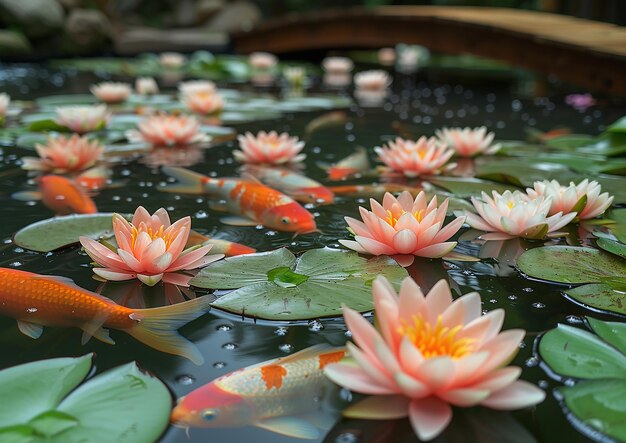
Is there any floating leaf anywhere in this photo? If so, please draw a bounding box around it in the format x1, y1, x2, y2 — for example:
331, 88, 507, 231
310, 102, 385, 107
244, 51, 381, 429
565, 284, 626, 316
609, 208, 626, 243
427, 177, 517, 197
36, 95, 96, 107
192, 248, 408, 320
558, 379, 626, 442
587, 317, 626, 355
517, 246, 626, 284
14, 213, 129, 252
596, 237, 626, 259
539, 324, 626, 380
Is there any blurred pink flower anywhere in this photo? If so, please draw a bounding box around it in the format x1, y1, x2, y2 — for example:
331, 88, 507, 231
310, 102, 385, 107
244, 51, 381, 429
178, 80, 216, 96
0, 93, 10, 118
339, 191, 465, 266
354, 70, 391, 91
565, 93, 596, 111
90, 82, 132, 104
435, 126, 500, 157
249, 52, 278, 70
55, 105, 110, 134
160, 52, 186, 69
80, 207, 223, 286
135, 77, 159, 96
375, 136, 454, 178
322, 56, 354, 74
126, 115, 211, 147
234, 131, 306, 165
182, 91, 225, 116
21, 134, 104, 173
463, 190, 577, 240
526, 179, 613, 220
325, 276, 545, 441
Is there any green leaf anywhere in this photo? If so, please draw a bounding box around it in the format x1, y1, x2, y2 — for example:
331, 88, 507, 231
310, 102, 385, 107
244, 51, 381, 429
427, 177, 518, 197
545, 135, 595, 149
36, 95, 96, 107
194, 248, 408, 320
14, 213, 130, 252
27, 119, 69, 133
565, 284, 626, 316
595, 237, 626, 259
28, 410, 78, 437
0, 354, 92, 428
587, 317, 626, 355
609, 208, 626, 243
55, 362, 171, 443
517, 246, 626, 284
558, 379, 626, 442
539, 324, 626, 380
0, 425, 36, 443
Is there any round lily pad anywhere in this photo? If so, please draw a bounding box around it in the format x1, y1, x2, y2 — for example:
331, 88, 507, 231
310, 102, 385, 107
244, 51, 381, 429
565, 284, 626, 316
191, 247, 408, 320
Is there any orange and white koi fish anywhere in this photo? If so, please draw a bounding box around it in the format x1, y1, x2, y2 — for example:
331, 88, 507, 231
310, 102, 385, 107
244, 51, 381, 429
318, 147, 370, 181
0, 268, 210, 364
186, 230, 256, 256
329, 183, 424, 198
526, 127, 572, 143
159, 166, 317, 234
171, 345, 346, 439
12, 175, 97, 215
304, 111, 348, 138
74, 166, 110, 190
241, 164, 334, 204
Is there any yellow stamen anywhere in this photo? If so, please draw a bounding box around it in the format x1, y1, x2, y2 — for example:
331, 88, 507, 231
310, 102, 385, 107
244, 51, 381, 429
399, 315, 474, 359
384, 209, 425, 227
130, 224, 174, 249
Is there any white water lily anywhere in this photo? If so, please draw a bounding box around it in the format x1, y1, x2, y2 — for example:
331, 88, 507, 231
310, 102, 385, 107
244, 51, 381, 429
526, 179, 613, 220
435, 126, 500, 157
55, 105, 110, 134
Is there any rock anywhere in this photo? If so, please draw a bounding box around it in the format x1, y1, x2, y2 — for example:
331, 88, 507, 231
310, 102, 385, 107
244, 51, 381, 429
206, 0, 261, 33
0, 30, 33, 56
196, 0, 225, 25
0, 0, 65, 39
114, 26, 228, 55
63, 8, 112, 53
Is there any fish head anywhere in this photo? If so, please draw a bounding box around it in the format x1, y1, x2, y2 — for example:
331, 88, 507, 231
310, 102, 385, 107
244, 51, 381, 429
171, 382, 253, 428
265, 202, 317, 233
296, 186, 335, 204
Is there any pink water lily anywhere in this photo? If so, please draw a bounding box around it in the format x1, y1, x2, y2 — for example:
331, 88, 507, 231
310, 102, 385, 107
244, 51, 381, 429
375, 136, 454, 178
464, 190, 577, 240
435, 126, 500, 157
136, 77, 159, 96
182, 90, 225, 116
234, 131, 306, 165
90, 82, 132, 104
354, 70, 391, 91
80, 207, 223, 286
160, 52, 186, 68
526, 179, 613, 220
21, 134, 104, 173
325, 276, 545, 441
339, 191, 465, 266
249, 52, 278, 70
55, 105, 110, 134
0, 93, 9, 118
126, 114, 211, 147
323, 56, 354, 74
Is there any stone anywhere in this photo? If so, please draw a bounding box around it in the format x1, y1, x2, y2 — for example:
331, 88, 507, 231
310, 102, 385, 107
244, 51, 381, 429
205, 0, 261, 33
0, 30, 33, 56
0, 0, 65, 39
63, 8, 112, 53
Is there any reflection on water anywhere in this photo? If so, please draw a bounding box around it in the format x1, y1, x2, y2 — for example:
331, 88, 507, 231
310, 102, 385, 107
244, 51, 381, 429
0, 64, 623, 442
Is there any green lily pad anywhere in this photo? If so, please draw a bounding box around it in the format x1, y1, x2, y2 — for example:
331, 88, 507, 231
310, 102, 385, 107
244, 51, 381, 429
14, 213, 129, 252
565, 284, 626, 316
191, 247, 408, 320
558, 379, 626, 442
36, 95, 96, 107
539, 324, 626, 380
596, 237, 626, 259
428, 177, 518, 198
609, 208, 626, 243
0, 355, 171, 443
587, 317, 626, 355
545, 135, 596, 149
517, 246, 626, 284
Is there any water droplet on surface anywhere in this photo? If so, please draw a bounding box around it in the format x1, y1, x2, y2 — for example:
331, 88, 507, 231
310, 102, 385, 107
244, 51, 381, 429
538, 380, 549, 389
335, 432, 360, 443
522, 287, 534, 293
308, 319, 323, 332
195, 210, 208, 219
222, 343, 238, 350
213, 362, 226, 369
525, 356, 539, 367
176, 374, 195, 385
278, 343, 293, 353
216, 324, 232, 331
274, 327, 288, 336
566, 315, 582, 324
532, 302, 545, 309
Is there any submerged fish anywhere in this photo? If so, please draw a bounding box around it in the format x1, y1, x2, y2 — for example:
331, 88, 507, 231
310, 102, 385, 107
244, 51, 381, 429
171, 345, 346, 439
304, 111, 348, 138
186, 230, 256, 256
319, 147, 370, 181
159, 166, 317, 234
0, 268, 210, 364
13, 175, 97, 215
329, 183, 423, 198
526, 127, 572, 143
241, 164, 334, 204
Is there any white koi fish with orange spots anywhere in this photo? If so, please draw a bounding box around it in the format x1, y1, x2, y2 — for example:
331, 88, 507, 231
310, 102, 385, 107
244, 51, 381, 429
159, 166, 317, 233
171, 345, 346, 439
318, 147, 371, 181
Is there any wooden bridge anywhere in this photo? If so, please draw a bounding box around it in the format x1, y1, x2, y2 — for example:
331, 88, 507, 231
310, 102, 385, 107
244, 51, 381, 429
232, 6, 626, 95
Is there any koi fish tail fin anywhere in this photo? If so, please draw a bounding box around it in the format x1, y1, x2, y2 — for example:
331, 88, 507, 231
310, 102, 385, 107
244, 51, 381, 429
159, 166, 207, 194
128, 295, 212, 365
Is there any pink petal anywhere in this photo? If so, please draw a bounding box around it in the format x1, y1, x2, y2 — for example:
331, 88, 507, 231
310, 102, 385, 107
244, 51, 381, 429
324, 362, 397, 395
458, 309, 504, 345
338, 239, 368, 254
409, 397, 453, 441
473, 366, 522, 391
392, 254, 415, 267
162, 272, 193, 286
79, 236, 130, 271
353, 236, 397, 255
425, 279, 453, 323
395, 372, 430, 398
342, 395, 410, 420
398, 336, 425, 378
414, 242, 457, 258
415, 357, 454, 392
393, 229, 418, 254
437, 387, 490, 406
480, 380, 545, 410
137, 273, 164, 286
343, 306, 380, 359
93, 268, 136, 281
168, 244, 213, 271
347, 342, 395, 389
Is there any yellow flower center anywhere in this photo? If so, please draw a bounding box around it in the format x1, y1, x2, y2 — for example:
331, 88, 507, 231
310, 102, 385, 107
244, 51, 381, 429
507, 200, 515, 209
384, 209, 424, 227
399, 315, 474, 359
130, 224, 174, 249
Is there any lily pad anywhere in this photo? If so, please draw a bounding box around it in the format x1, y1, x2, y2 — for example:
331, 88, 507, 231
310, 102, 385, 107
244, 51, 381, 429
191, 247, 408, 320
0, 354, 171, 443
596, 237, 626, 259
427, 177, 518, 198
587, 317, 626, 355
609, 208, 626, 243
14, 213, 129, 252
565, 284, 626, 316
517, 246, 626, 285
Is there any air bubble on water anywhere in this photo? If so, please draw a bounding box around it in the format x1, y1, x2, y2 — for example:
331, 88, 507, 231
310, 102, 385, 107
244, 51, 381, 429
10, 261, 22, 267
538, 380, 549, 389
563, 378, 575, 387
216, 324, 232, 331
26, 307, 37, 313
120, 169, 131, 176
335, 432, 360, 443
566, 315, 583, 324
525, 356, 539, 367
508, 295, 517, 300
255, 225, 264, 230
339, 388, 353, 402
265, 230, 277, 237
174, 195, 181, 200
13, 247, 24, 253
3, 238, 12, 244
308, 319, 323, 332
213, 362, 226, 369
489, 299, 497, 304
176, 374, 195, 385
278, 344, 293, 353
522, 287, 533, 293
532, 302, 545, 309
112, 195, 121, 201
195, 210, 208, 219
195, 197, 204, 204
166, 206, 175, 211
274, 327, 288, 336
312, 146, 322, 154
344, 330, 352, 338
222, 343, 238, 350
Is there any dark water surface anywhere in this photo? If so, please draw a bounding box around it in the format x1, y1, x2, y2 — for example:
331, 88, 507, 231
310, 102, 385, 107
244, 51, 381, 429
0, 63, 624, 443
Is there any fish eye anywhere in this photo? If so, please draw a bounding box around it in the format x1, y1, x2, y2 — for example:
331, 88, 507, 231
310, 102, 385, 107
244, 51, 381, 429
281, 217, 291, 224
201, 409, 219, 421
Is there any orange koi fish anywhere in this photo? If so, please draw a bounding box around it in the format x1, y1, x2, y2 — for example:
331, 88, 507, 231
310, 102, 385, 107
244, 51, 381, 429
186, 230, 256, 256
12, 175, 97, 215
0, 268, 210, 364
159, 166, 317, 234
304, 111, 348, 138
241, 164, 334, 204
329, 183, 423, 198
171, 345, 346, 439
74, 166, 110, 190
318, 147, 370, 181
526, 127, 572, 143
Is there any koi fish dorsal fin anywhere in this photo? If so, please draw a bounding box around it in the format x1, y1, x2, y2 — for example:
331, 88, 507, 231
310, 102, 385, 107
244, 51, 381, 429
255, 416, 320, 440
239, 172, 263, 184
81, 327, 115, 345
159, 166, 207, 194
220, 216, 258, 227
275, 344, 345, 365
17, 320, 43, 339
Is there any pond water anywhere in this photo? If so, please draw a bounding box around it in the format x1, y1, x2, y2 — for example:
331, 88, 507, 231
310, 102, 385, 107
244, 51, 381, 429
0, 61, 624, 443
